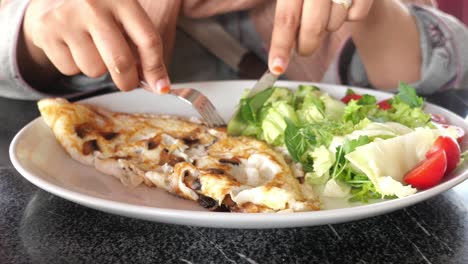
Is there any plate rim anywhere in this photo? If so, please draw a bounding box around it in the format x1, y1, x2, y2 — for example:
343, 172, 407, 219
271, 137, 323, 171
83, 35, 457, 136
9, 80, 468, 228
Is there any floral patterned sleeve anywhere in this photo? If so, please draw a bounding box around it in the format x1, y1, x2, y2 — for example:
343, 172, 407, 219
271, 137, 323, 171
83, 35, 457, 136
324, 5, 468, 95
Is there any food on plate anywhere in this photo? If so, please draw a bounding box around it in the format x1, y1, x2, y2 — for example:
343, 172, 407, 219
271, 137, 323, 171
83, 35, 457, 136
404, 135, 462, 189
38, 82, 467, 211
38, 98, 320, 212
403, 148, 447, 189
228, 83, 466, 202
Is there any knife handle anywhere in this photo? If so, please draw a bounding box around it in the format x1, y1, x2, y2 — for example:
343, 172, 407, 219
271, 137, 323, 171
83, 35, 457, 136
177, 17, 267, 79
238, 51, 268, 79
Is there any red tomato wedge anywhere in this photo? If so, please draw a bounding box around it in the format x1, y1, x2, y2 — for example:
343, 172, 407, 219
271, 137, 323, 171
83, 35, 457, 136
377, 99, 392, 110
426, 136, 461, 174
404, 149, 447, 189
341, 94, 363, 104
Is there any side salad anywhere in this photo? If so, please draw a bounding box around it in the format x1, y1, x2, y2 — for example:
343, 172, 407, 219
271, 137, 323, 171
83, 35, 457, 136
228, 83, 466, 203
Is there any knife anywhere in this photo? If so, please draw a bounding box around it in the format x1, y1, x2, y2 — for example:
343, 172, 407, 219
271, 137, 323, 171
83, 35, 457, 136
177, 17, 279, 131
226, 70, 278, 133
177, 17, 268, 79
246, 70, 278, 97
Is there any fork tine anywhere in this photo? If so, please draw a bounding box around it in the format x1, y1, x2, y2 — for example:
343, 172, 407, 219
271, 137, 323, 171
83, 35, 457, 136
203, 103, 225, 127
206, 109, 223, 127
203, 102, 221, 121
196, 104, 217, 127
213, 112, 225, 126
192, 94, 224, 127
197, 108, 213, 126
169, 88, 226, 127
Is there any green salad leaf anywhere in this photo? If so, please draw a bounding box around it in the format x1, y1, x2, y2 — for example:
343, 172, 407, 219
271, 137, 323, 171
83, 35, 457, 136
345, 88, 357, 96
284, 119, 308, 163
228, 87, 274, 136
227, 83, 437, 203
393, 82, 424, 108
357, 94, 377, 105
261, 101, 298, 145
329, 136, 383, 202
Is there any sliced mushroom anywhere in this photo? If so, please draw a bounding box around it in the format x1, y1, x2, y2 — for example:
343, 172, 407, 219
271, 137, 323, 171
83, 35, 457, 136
219, 157, 241, 166
75, 123, 92, 138
82, 139, 99, 155
200, 168, 225, 175
147, 140, 158, 150
182, 137, 200, 146
198, 194, 218, 210
101, 132, 118, 140
183, 170, 202, 191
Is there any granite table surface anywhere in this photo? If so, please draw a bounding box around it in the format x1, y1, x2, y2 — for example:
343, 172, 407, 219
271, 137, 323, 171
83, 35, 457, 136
0, 88, 467, 264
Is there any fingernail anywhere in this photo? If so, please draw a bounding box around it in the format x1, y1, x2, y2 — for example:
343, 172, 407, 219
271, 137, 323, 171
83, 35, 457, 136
154, 78, 171, 94
271, 57, 285, 75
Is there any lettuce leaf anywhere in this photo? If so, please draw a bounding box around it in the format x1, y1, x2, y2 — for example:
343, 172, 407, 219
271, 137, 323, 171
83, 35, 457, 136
393, 82, 424, 108
345, 128, 439, 197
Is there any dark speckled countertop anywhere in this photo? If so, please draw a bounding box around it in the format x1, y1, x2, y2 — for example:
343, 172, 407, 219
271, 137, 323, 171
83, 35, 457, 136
1, 89, 467, 264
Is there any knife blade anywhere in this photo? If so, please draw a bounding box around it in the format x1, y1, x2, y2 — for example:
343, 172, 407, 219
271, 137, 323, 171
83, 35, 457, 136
227, 70, 278, 134
247, 70, 278, 97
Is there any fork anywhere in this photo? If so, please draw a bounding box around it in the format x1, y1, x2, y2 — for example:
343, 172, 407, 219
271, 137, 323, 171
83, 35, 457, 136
169, 88, 226, 127
140, 81, 226, 127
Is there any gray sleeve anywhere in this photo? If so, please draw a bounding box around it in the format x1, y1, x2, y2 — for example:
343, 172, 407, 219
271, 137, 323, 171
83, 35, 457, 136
0, 0, 40, 100
324, 5, 468, 95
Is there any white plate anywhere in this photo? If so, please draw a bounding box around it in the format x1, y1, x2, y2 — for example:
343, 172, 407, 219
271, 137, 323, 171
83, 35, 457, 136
9, 81, 468, 228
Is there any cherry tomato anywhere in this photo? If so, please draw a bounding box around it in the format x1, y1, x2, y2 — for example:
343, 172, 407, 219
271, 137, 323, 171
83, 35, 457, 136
404, 149, 447, 189
431, 114, 448, 125
426, 136, 461, 174
441, 125, 465, 144
377, 99, 392, 110
341, 94, 363, 104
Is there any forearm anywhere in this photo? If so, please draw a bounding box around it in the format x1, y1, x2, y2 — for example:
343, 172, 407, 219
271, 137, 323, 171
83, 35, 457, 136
349, 0, 421, 89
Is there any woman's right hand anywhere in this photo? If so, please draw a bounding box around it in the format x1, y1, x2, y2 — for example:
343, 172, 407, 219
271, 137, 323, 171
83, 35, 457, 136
23, 0, 170, 94
268, 0, 375, 76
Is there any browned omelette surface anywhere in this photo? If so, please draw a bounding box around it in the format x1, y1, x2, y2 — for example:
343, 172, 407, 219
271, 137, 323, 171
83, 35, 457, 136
38, 98, 320, 212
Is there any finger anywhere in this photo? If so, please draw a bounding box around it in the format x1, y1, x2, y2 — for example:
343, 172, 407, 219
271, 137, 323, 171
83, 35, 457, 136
42, 40, 80, 76
327, 2, 348, 32
31, 15, 80, 76
113, 1, 170, 94
141, 0, 180, 65
89, 15, 139, 91
297, 0, 331, 56
347, 0, 373, 21
66, 33, 107, 78
269, 0, 303, 75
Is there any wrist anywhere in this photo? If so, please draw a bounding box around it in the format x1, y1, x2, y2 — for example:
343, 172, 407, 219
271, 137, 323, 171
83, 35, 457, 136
348, 0, 421, 89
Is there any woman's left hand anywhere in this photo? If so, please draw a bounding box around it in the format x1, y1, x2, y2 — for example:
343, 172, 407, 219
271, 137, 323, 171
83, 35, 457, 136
268, 0, 375, 75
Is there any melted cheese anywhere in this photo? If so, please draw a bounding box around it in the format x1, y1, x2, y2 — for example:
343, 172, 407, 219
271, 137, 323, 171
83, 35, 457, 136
230, 154, 281, 186
230, 186, 294, 211
38, 98, 320, 213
